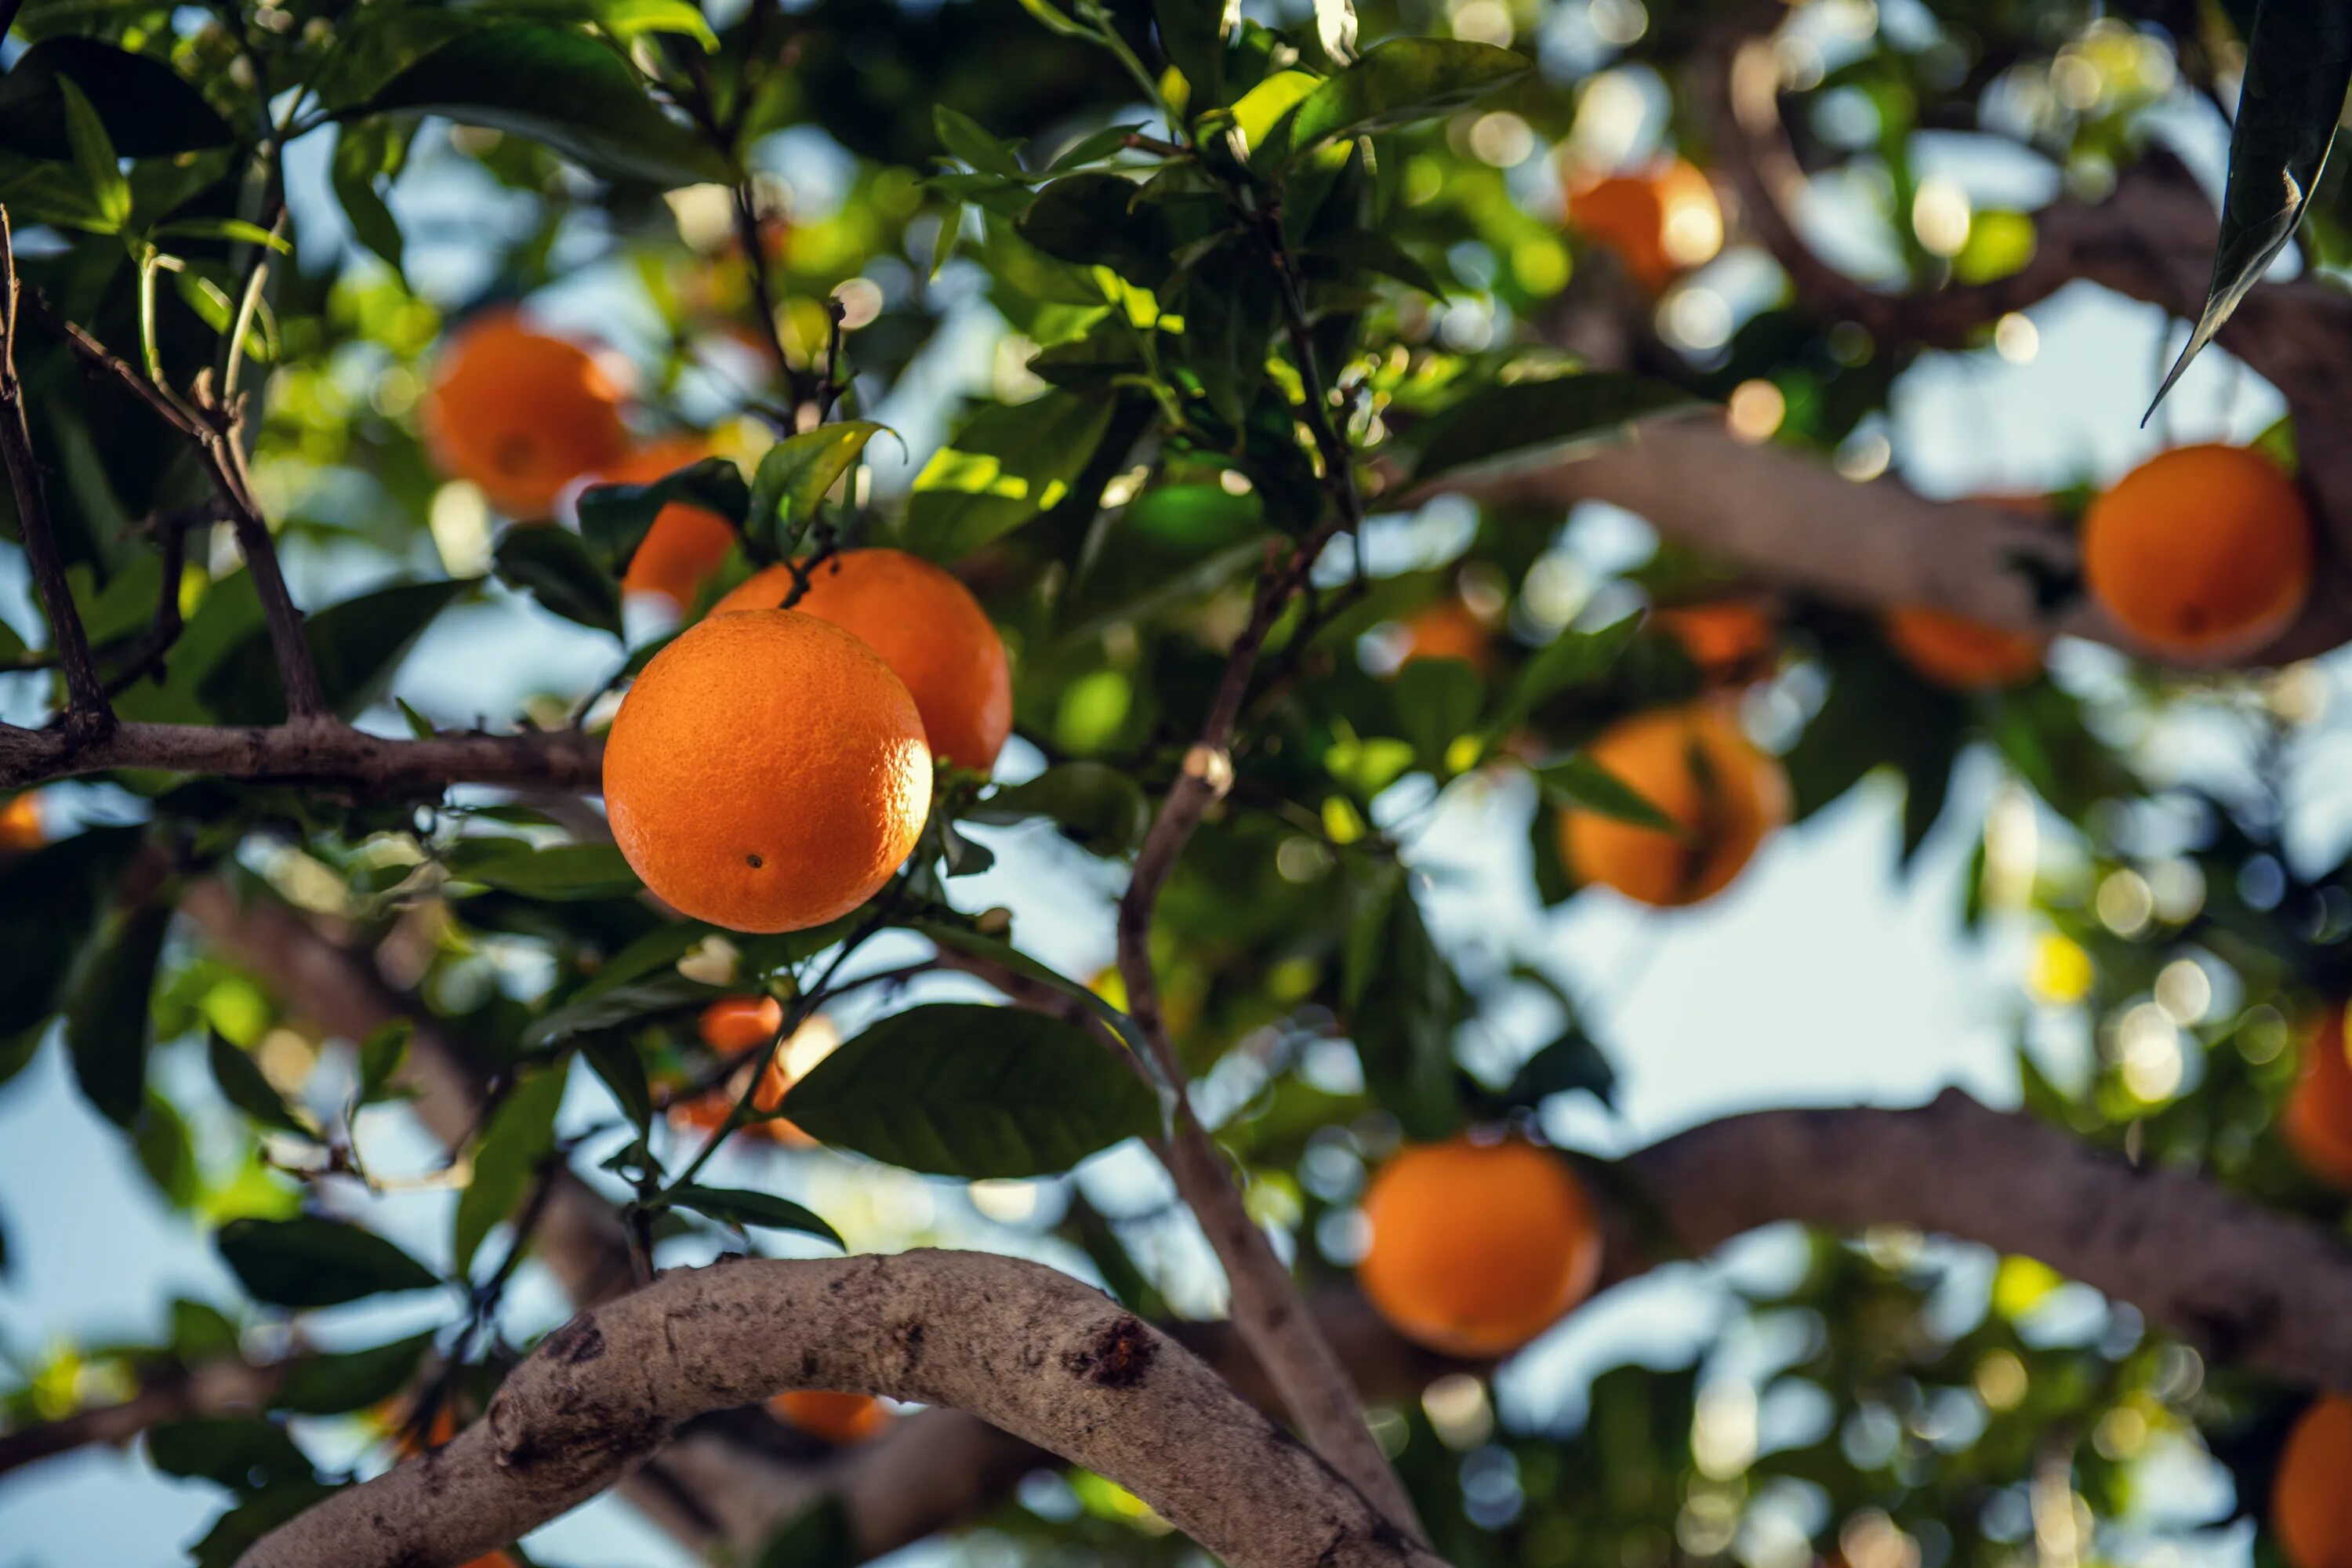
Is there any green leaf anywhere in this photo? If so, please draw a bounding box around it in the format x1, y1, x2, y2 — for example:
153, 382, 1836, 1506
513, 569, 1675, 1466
1017, 172, 1174, 286
1391, 658, 1484, 771
1341, 869, 1460, 1141
1153, 0, 1228, 107
579, 456, 748, 575
469, 0, 718, 47
669, 1185, 844, 1247
746, 423, 889, 557
786, 1003, 1160, 1178
1278, 39, 1528, 165
525, 971, 721, 1050
152, 217, 292, 252
200, 579, 475, 725
581, 1033, 653, 1127
445, 839, 643, 901
495, 524, 622, 637
911, 920, 1158, 1069
274, 1332, 436, 1417
452, 1060, 568, 1275
1488, 611, 1642, 739
216, 1216, 438, 1308
906, 390, 1120, 561
358, 1021, 412, 1103
0, 147, 109, 230
147, 1418, 315, 1494
1049, 122, 1148, 171
1535, 753, 1676, 832
0, 826, 143, 1044
64, 898, 170, 1127
1308, 230, 1446, 296
208, 1030, 312, 1138
1404, 372, 1694, 484
330, 119, 411, 279
343, 24, 735, 187
2148, 1, 2352, 416
1013, 0, 1091, 37
758, 1497, 855, 1568
935, 104, 1026, 178
57, 78, 130, 232
0, 38, 236, 162
1498, 1027, 1616, 1110
967, 762, 1151, 857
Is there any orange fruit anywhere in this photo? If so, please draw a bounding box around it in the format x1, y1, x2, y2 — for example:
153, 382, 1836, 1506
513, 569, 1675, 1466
1566, 158, 1722, 292
421, 311, 629, 519
712, 550, 1014, 771
699, 994, 785, 1052
1884, 607, 2043, 691
2283, 1004, 2352, 1189
668, 1009, 833, 1145
1557, 703, 1788, 907
1654, 601, 1775, 686
1357, 1136, 1602, 1356
1396, 599, 1493, 672
2080, 445, 2313, 660
771, 1389, 890, 1444
603, 611, 931, 932
590, 437, 740, 611
0, 792, 42, 852
2274, 1395, 2352, 1568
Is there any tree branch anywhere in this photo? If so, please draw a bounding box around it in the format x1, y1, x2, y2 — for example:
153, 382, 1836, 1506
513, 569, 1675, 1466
0, 719, 601, 793
237, 1250, 1441, 1568
0, 1358, 285, 1479
0, 210, 113, 739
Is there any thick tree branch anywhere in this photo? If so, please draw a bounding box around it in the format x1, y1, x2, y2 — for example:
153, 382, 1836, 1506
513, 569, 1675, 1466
0, 211, 113, 739
0, 719, 601, 793
238, 1250, 1440, 1568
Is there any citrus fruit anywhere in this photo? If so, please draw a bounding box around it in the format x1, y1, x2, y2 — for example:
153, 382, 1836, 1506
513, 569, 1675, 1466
1884, 607, 2043, 691
1358, 1135, 1602, 1356
1557, 703, 1788, 906
712, 550, 1013, 771
1396, 598, 1493, 672
1654, 600, 1775, 686
1566, 158, 1722, 292
0, 792, 42, 852
421, 311, 628, 519
771, 1390, 889, 1444
591, 437, 739, 611
2274, 1394, 2352, 1568
2283, 1004, 2352, 1189
603, 610, 931, 932
2080, 445, 2313, 660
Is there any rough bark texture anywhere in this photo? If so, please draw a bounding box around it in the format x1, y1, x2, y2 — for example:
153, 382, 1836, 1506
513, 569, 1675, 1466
0, 719, 602, 793
236, 1250, 1441, 1568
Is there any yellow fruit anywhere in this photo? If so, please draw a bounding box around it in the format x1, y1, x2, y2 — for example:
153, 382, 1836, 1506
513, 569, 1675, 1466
603, 611, 931, 932
713, 551, 1014, 771
1558, 703, 1788, 907
2081, 445, 2313, 660
1358, 1136, 1602, 1356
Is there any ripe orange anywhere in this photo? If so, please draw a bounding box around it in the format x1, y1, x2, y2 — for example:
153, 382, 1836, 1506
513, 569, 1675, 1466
2282, 1004, 2352, 1189
712, 550, 1014, 771
2080, 445, 2313, 660
1654, 600, 1775, 686
700, 994, 784, 1052
1558, 703, 1788, 907
1396, 598, 1493, 673
1884, 607, 2043, 691
668, 1007, 832, 1145
1566, 158, 1722, 292
591, 437, 740, 611
421, 311, 629, 519
2274, 1394, 2352, 1568
1358, 1136, 1602, 1356
0, 792, 42, 851
603, 611, 931, 932
771, 1389, 889, 1444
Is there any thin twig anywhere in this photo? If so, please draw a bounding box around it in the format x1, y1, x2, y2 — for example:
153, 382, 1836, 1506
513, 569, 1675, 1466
0, 211, 113, 740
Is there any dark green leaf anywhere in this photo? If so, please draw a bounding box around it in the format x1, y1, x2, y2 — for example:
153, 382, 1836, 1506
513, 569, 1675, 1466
525, 971, 720, 1049
758, 1497, 855, 1568
1153, 0, 1228, 106
1497, 1028, 1617, 1111
452, 1060, 568, 1274
746, 423, 889, 555
445, 838, 642, 901
1017, 172, 1171, 285
64, 898, 170, 1127
330, 119, 411, 279
216, 1216, 438, 1308
2148, 2, 2352, 416
786, 1003, 1160, 1178
1391, 658, 1484, 771
343, 24, 734, 187
0, 38, 236, 161
967, 762, 1151, 857
669, 1185, 844, 1247
209, 1030, 312, 1137
358, 1020, 412, 1103
1308, 230, 1446, 296
1342, 869, 1460, 1140
495, 524, 622, 637
274, 1332, 436, 1417
1404, 373, 1693, 484
147, 1419, 314, 1493
581, 1033, 653, 1127
579, 456, 749, 574
1490, 612, 1642, 739
935, 104, 1026, 177
1049, 122, 1148, 171
135, 1089, 198, 1208
906, 391, 1118, 561
201, 579, 475, 725
1535, 753, 1677, 832
58, 78, 129, 231
1278, 39, 1529, 164
0, 826, 143, 1044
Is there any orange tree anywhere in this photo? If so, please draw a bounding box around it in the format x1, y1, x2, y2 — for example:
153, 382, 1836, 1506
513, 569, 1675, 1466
2, 1, 2351, 1566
